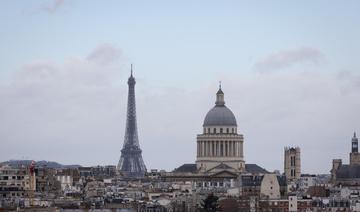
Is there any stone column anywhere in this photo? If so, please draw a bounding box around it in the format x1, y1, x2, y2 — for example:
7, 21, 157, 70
202, 141, 205, 157
197, 141, 199, 157
199, 141, 201, 157
239, 141, 243, 158
198, 141, 201, 157
208, 141, 211, 157
233, 141, 236, 157
221, 141, 223, 156
225, 141, 228, 157
234, 141, 238, 157
205, 141, 207, 157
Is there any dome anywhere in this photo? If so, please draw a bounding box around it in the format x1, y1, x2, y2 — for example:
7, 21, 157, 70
203, 105, 237, 126
203, 85, 237, 127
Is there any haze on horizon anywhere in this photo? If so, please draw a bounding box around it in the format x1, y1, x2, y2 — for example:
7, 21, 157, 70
0, 0, 360, 174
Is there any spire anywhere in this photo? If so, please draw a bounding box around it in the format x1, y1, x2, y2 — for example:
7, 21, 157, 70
215, 82, 225, 106
128, 64, 135, 85
352, 131, 358, 153
353, 131, 358, 142
130, 64, 133, 77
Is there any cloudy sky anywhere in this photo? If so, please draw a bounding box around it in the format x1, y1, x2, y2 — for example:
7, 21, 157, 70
1, 0, 360, 174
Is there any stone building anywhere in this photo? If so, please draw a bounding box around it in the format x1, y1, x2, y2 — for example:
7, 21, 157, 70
241, 174, 287, 199
331, 132, 360, 186
196, 85, 245, 173
0, 166, 28, 198
284, 147, 301, 181
163, 85, 268, 186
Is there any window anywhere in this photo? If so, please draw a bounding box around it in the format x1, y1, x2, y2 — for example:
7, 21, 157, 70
291, 169, 296, 177
208, 128, 210, 134
291, 156, 296, 166
220, 128, 223, 133
227, 128, 229, 133
232, 128, 234, 133
213, 128, 216, 134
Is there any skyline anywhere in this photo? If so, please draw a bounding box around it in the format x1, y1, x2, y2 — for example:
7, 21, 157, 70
1, 0, 360, 174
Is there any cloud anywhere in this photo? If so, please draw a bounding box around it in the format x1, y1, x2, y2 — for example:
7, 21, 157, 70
254, 47, 325, 72
41, 0, 65, 14
86, 44, 123, 65
1, 45, 360, 174
0, 44, 127, 164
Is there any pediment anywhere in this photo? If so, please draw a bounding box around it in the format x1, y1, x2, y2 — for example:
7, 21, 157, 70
207, 163, 235, 172
210, 170, 238, 178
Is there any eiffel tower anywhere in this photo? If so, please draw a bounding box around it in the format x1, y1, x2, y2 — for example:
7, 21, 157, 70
117, 65, 146, 177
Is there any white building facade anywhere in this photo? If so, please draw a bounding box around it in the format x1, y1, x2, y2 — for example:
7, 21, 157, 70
196, 86, 245, 173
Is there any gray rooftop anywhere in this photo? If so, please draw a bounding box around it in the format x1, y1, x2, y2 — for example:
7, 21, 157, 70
245, 164, 269, 174
336, 165, 360, 179
172, 163, 269, 174
173, 164, 197, 173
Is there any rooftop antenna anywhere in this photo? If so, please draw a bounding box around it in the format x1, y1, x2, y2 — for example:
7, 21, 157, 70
219, 81, 222, 89
131, 64, 133, 76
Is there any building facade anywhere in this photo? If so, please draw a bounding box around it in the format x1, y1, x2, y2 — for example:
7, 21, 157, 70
196, 86, 245, 173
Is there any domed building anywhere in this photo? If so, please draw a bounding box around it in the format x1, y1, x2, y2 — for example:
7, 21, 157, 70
164, 84, 269, 185
196, 86, 245, 173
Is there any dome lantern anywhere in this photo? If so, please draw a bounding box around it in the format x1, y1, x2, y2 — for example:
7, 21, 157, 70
215, 81, 225, 106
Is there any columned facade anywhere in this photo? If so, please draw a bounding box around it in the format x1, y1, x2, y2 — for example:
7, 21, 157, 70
196, 86, 245, 172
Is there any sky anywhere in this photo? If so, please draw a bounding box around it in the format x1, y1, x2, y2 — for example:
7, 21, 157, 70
0, 0, 360, 174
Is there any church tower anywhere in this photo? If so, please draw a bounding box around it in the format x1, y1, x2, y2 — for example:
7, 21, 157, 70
117, 65, 147, 178
350, 132, 360, 165
196, 84, 245, 173
284, 147, 301, 181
